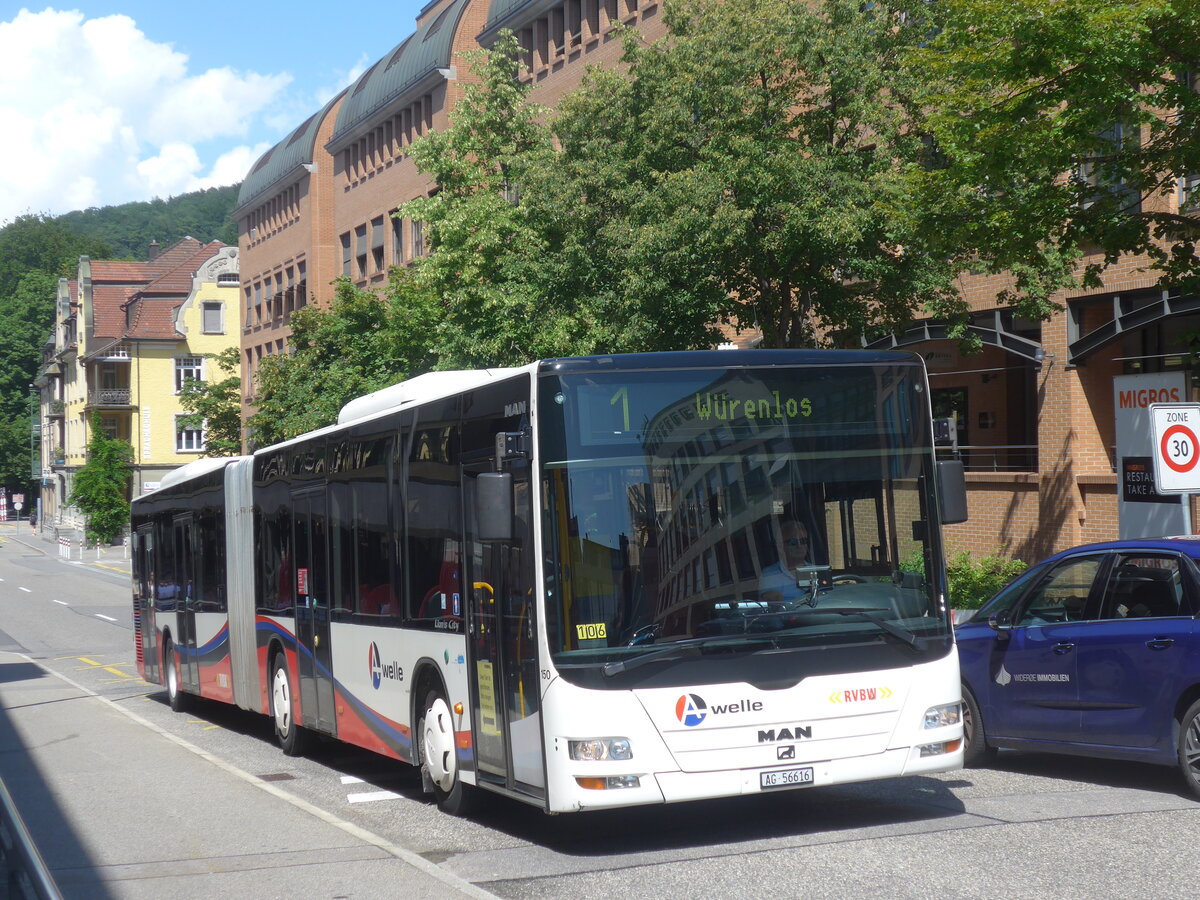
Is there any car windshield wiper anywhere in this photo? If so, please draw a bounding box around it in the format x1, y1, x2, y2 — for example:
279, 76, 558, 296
601, 636, 766, 677
789, 607, 926, 649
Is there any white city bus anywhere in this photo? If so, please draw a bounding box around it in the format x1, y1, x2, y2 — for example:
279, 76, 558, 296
132, 350, 968, 815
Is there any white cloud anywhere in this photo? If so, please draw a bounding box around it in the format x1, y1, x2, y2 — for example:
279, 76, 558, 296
0, 7, 292, 223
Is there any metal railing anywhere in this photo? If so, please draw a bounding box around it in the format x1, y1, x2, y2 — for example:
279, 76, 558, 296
0, 776, 61, 899
936, 444, 1038, 472
86, 388, 131, 406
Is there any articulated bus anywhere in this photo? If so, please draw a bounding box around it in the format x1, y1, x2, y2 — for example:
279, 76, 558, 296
132, 350, 968, 815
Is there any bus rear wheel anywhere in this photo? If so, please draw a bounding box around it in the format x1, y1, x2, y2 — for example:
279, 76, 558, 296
164, 639, 188, 712
419, 690, 474, 816
271, 654, 307, 756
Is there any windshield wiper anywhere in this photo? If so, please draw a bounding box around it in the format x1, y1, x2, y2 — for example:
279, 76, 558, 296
601, 636, 766, 677
789, 607, 926, 650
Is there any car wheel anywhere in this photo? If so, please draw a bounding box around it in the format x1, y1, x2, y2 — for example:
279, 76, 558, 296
962, 686, 996, 767
164, 639, 188, 713
418, 689, 475, 816
271, 654, 307, 756
1178, 698, 1200, 800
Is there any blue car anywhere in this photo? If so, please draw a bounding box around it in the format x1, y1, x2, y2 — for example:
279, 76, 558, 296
956, 538, 1200, 798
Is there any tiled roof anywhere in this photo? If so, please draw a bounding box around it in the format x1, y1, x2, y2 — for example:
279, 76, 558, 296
92, 285, 136, 339
124, 299, 181, 339
85, 239, 230, 347
140, 241, 227, 294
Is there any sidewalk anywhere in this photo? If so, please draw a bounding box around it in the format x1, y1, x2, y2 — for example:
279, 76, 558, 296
0, 650, 490, 899
0, 520, 131, 577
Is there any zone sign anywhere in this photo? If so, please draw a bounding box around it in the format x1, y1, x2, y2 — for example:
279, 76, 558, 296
1150, 403, 1200, 493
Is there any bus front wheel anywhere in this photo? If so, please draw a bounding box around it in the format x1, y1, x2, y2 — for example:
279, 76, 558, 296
271, 654, 307, 756
419, 690, 473, 816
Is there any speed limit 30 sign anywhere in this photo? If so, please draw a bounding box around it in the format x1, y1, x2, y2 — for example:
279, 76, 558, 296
1150, 403, 1200, 492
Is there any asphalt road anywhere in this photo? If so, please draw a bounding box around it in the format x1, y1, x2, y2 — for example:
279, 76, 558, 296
2, 521, 1198, 899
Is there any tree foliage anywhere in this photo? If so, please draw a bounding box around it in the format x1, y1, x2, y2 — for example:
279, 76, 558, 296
178, 347, 245, 458
400, 5, 965, 360
69, 413, 133, 544
910, 0, 1200, 306
53, 185, 240, 260
248, 277, 434, 445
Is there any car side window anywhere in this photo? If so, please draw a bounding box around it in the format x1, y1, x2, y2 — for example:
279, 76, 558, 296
1099, 555, 1185, 620
973, 563, 1047, 621
1015, 555, 1104, 626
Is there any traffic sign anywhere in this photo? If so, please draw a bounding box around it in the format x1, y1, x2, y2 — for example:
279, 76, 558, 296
1150, 403, 1200, 492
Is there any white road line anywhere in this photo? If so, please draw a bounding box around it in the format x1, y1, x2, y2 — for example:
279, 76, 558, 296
347, 790, 401, 804
341, 776, 365, 785
19, 587, 31, 593
19, 654, 496, 900
95, 614, 117, 622
53, 599, 68, 606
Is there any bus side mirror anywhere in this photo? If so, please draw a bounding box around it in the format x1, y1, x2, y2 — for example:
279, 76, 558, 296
937, 459, 968, 524
475, 472, 513, 542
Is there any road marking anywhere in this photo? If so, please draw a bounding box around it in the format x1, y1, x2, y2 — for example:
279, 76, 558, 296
95, 614, 117, 622
348, 790, 402, 804
19, 586, 31, 593
341, 776, 365, 785
53, 599, 68, 606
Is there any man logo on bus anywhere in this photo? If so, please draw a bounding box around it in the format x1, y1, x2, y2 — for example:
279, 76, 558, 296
369, 642, 383, 689
676, 693, 708, 727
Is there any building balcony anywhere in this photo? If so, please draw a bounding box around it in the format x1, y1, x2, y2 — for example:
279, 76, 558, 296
47, 400, 65, 418
86, 388, 132, 408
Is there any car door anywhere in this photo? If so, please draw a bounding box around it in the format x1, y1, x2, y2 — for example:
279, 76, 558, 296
984, 553, 1107, 743
1073, 552, 1196, 751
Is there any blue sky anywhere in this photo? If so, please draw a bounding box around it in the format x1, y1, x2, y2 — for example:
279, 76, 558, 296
0, 2, 428, 224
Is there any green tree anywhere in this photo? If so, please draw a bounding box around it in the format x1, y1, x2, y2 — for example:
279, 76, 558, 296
69, 413, 133, 544
248, 278, 429, 444
178, 347, 245, 457
403, 5, 966, 358
910, 0, 1200, 306
0, 271, 56, 493
401, 34, 576, 367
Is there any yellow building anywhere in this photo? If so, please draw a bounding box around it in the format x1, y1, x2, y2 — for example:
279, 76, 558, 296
37, 239, 241, 532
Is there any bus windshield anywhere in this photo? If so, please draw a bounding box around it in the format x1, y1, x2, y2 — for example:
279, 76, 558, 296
538, 362, 949, 676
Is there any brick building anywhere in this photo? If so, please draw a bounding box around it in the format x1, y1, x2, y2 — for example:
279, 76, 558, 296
233, 0, 1195, 562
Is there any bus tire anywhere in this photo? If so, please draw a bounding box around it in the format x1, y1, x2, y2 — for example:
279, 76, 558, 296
419, 689, 474, 816
962, 685, 996, 767
164, 638, 188, 713
271, 653, 307, 757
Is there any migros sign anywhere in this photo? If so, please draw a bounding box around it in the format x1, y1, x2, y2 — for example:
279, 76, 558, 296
1119, 387, 1182, 409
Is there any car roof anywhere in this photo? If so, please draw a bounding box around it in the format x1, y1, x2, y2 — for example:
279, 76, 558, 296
1042, 536, 1200, 563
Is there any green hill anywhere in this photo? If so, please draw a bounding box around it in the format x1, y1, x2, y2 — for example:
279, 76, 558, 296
55, 184, 241, 259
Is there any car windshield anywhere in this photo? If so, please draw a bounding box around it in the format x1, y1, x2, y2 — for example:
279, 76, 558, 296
538, 363, 951, 675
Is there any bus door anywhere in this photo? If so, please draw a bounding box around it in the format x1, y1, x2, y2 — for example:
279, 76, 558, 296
292, 487, 335, 734
464, 455, 543, 798
172, 515, 200, 694
134, 524, 159, 683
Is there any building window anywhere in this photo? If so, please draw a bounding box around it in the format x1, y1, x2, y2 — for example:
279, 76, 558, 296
341, 233, 352, 277
372, 216, 385, 271
202, 301, 223, 334
1080, 120, 1141, 213
175, 415, 204, 452
175, 356, 203, 394
392, 214, 404, 265
355, 224, 368, 277
412, 219, 425, 258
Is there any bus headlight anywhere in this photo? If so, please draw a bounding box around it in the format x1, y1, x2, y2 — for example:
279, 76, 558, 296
569, 737, 633, 761
923, 702, 961, 729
